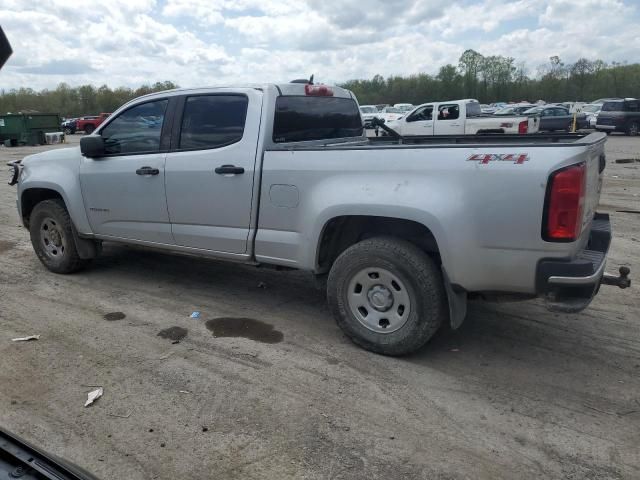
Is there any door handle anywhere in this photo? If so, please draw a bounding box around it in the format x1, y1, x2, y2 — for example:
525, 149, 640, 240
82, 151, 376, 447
215, 165, 245, 175
136, 166, 160, 175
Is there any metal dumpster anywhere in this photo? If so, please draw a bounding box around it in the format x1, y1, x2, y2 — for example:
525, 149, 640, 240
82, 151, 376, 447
0, 113, 61, 146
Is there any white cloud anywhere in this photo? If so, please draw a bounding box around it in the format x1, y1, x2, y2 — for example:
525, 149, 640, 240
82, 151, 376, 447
0, 0, 639, 90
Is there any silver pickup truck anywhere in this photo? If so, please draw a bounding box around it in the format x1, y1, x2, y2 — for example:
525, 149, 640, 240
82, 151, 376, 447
8, 82, 630, 355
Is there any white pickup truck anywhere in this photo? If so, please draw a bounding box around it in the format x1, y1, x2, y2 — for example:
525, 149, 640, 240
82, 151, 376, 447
384, 99, 539, 136
9, 82, 630, 356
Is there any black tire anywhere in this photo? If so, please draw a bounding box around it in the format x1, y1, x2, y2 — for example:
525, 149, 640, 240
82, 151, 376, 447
63, 127, 72, 135
327, 237, 447, 356
84, 124, 95, 134
627, 122, 639, 136
29, 199, 88, 274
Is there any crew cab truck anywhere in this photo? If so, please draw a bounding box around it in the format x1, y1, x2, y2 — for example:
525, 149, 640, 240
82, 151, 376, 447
384, 99, 539, 136
9, 83, 630, 355
76, 112, 111, 134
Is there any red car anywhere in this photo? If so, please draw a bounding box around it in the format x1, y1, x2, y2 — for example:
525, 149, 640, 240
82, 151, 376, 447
76, 112, 111, 134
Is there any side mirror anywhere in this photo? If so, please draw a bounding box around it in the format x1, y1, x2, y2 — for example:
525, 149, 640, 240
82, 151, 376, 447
80, 135, 105, 158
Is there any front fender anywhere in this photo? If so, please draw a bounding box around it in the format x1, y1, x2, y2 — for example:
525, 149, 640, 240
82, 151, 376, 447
18, 147, 92, 234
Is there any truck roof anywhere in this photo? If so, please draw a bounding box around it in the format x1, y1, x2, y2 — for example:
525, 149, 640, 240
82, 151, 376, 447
131, 83, 354, 103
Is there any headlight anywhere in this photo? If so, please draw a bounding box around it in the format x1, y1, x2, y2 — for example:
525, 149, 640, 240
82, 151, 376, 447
8, 163, 19, 186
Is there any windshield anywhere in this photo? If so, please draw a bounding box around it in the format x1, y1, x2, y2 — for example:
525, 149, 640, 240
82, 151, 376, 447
581, 105, 601, 113
494, 107, 515, 115
360, 106, 377, 113
523, 107, 543, 114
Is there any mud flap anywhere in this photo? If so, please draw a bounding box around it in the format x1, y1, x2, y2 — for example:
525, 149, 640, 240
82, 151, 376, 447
71, 223, 102, 259
442, 268, 467, 330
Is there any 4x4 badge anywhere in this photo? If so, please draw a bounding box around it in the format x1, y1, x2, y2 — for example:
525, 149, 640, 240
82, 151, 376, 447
467, 153, 529, 164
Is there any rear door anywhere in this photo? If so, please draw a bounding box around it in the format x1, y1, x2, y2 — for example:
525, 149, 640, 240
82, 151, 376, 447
164, 89, 262, 254
401, 105, 434, 135
434, 103, 464, 135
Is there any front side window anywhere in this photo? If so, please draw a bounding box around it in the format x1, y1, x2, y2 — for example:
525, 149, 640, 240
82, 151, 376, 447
179, 95, 248, 150
407, 105, 433, 122
437, 104, 460, 120
273, 96, 363, 143
101, 99, 168, 155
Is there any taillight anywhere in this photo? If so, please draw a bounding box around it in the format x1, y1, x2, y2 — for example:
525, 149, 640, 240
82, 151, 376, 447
518, 120, 528, 134
543, 163, 586, 241
305, 84, 333, 96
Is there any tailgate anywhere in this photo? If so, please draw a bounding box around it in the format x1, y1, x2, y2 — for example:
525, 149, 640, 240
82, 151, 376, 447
579, 141, 605, 236
527, 116, 540, 133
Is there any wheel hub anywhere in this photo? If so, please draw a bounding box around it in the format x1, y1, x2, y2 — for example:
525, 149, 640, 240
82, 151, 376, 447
41, 217, 65, 258
347, 267, 411, 334
367, 285, 393, 312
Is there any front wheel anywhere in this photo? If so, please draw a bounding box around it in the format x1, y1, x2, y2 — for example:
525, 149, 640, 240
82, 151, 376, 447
29, 199, 88, 274
84, 124, 95, 134
628, 122, 639, 136
327, 237, 447, 356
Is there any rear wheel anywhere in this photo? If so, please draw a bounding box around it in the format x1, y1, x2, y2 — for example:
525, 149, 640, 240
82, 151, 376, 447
29, 199, 88, 274
327, 237, 447, 356
628, 122, 639, 136
84, 124, 95, 134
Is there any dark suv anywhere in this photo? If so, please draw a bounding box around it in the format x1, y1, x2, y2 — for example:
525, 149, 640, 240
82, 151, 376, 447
596, 99, 639, 136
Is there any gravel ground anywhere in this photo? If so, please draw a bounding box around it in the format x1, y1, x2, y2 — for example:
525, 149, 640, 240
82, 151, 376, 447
1, 133, 639, 480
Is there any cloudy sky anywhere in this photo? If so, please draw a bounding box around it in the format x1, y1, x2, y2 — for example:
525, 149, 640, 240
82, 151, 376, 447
1, 0, 639, 90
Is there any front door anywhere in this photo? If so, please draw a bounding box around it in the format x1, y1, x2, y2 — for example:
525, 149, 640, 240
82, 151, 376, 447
401, 105, 434, 135
164, 90, 262, 254
80, 98, 174, 244
434, 103, 464, 135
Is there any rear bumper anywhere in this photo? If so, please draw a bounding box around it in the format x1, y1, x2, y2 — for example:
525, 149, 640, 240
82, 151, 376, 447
536, 213, 611, 312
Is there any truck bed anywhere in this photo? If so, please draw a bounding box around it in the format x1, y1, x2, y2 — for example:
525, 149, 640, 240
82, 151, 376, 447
269, 132, 605, 150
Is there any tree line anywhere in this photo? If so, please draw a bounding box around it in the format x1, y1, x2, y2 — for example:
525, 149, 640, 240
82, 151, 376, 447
341, 50, 640, 106
0, 81, 178, 117
1, 50, 639, 115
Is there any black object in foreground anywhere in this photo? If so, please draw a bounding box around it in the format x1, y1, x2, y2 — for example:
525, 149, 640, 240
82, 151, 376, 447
0, 428, 99, 480
0, 26, 12, 70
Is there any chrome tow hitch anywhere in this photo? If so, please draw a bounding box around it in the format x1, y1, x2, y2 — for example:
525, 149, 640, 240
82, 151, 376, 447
601, 266, 631, 289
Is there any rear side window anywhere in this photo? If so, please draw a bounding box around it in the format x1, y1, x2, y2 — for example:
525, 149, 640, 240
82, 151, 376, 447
273, 96, 363, 143
437, 104, 460, 120
101, 99, 168, 155
625, 101, 639, 112
466, 102, 481, 116
179, 95, 248, 150
602, 102, 623, 112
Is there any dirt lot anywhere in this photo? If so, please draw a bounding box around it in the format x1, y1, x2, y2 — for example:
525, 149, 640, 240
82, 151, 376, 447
1, 134, 639, 480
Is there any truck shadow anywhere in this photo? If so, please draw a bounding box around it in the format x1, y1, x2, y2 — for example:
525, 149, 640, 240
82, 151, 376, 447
87, 243, 637, 385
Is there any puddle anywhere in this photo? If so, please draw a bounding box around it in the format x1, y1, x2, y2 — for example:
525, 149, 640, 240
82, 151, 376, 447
0, 240, 16, 254
157, 326, 188, 342
205, 317, 283, 344
103, 312, 126, 321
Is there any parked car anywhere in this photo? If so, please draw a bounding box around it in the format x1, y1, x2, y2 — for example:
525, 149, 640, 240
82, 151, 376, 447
384, 99, 539, 135
493, 104, 536, 116
523, 105, 586, 131
596, 99, 640, 136
76, 112, 111, 134
378, 106, 404, 123
393, 103, 414, 113
359, 105, 379, 128
61, 118, 77, 134
580, 104, 603, 129
480, 104, 494, 114
9, 82, 629, 356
